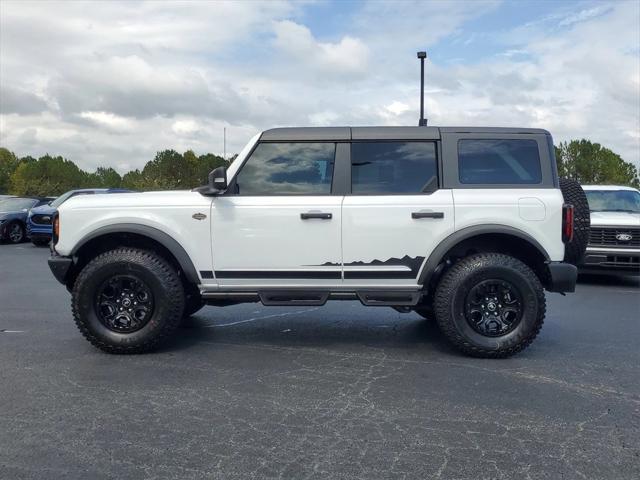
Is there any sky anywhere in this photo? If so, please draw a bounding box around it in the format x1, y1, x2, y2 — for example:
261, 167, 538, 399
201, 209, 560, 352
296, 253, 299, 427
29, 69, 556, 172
1, 0, 639, 173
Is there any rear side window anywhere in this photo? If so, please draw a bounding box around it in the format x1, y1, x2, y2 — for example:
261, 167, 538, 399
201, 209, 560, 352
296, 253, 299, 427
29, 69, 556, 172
351, 142, 437, 194
458, 139, 542, 184
235, 142, 335, 195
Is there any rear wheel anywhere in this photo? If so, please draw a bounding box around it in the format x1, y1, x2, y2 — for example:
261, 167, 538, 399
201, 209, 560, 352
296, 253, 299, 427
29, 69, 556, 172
72, 248, 184, 354
7, 221, 25, 243
559, 178, 590, 265
434, 253, 545, 358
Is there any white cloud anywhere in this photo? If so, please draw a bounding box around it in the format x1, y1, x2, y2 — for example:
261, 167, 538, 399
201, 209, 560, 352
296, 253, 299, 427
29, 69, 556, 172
273, 20, 370, 76
0, 0, 638, 173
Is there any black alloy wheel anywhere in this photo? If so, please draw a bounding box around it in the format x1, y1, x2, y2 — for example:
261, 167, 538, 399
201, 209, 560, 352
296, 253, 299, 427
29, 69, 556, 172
96, 275, 155, 333
464, 279, 522, 337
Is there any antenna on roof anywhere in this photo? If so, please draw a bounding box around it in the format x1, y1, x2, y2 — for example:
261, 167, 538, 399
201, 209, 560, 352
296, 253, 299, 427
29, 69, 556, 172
417, 51, 427, 126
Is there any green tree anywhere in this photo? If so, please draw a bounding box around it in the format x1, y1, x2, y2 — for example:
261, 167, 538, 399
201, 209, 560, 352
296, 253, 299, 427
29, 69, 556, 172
121, 169, 144, 190
0, 148, 20, 194
89, 167, 122, 188
555, 139, 639, 187
9, 154, 88, 196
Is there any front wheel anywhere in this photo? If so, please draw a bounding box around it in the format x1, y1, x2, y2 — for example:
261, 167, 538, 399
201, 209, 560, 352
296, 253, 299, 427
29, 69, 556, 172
7, 221, 25, 243
434, 253, 546, 358
72, 248, 185, 354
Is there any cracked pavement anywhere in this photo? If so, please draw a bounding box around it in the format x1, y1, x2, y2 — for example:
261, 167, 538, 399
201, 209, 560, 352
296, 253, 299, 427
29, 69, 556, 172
1, 244, 639, 479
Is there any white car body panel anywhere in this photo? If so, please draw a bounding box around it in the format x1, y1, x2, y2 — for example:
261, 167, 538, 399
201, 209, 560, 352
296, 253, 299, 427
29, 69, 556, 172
341, 191, 455, 287
452, 188, 565, 261
210, 195, 342, 287
56, 191, 214, 275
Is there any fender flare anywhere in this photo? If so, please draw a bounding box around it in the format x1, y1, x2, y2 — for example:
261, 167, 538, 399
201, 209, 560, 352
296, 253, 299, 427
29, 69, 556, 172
418, 224, 551, 285
71, 223, 200, 284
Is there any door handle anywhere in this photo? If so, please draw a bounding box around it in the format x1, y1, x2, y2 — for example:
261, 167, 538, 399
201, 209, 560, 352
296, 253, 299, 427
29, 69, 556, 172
412, 211, 444, 219
301, 212, 332, 220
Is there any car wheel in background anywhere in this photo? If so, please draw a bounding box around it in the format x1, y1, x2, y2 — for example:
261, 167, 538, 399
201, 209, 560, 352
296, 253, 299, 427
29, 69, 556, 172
7, 222, 25, 244
71, 248, 184, 354
559, 178, 590, 265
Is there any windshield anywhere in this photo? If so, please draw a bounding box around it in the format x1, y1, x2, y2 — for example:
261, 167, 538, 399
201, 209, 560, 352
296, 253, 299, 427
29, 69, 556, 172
50, 191, 76, 208
585, 189, 640, 213
0, 198, 38, 211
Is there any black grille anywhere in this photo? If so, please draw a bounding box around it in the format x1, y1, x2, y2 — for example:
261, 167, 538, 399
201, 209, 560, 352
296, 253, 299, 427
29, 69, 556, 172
31, 214, 53, 225
589, 227, 640, 247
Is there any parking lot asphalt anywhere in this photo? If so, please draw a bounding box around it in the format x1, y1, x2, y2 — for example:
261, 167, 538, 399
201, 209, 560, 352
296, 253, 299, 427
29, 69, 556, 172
0, 244, 639, 480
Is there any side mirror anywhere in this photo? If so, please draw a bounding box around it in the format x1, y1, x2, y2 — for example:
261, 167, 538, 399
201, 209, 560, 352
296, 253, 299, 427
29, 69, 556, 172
195, 166, 227, 196
209, 166, 228, 191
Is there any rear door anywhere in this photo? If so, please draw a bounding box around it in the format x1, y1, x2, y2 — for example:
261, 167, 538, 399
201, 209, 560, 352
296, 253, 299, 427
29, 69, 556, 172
210, 141, 345, 287
341, 134, 455, 287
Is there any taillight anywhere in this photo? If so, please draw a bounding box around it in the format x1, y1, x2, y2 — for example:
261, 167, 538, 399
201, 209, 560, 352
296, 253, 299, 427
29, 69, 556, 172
52, 213, 60, 244
562, 204, 574, 243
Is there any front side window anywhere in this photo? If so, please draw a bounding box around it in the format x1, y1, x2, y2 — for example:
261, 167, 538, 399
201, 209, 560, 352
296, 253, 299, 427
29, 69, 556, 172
458, 139, 542, 184
234, 142, 335, 195
351, 142, 437, 194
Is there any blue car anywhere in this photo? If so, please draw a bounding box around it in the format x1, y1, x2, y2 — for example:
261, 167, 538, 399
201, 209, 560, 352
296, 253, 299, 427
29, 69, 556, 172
27, 188, 132, 246
0, 197, 53, 244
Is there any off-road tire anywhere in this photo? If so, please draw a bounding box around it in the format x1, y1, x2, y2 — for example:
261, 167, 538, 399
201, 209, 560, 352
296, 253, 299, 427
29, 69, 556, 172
434, 253, 546, 358
72, 248, 184, 354
7, 221, 25, 244
184, 284, 205, 317
559, 178, 590, 265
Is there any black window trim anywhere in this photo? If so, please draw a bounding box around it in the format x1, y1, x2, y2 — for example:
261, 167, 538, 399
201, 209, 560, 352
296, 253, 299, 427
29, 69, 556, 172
347, 139, 441, 196
440, 132, 555, 189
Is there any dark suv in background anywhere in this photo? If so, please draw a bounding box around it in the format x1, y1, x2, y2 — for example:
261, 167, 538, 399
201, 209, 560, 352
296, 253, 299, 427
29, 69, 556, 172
0, 197, 53, 244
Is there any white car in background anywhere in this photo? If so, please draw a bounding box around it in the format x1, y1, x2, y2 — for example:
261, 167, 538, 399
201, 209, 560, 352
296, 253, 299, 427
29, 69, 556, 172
581, 185, 640, 275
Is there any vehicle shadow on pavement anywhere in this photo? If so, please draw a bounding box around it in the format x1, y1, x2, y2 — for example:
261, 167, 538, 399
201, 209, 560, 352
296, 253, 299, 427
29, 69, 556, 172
577, 273, 640, 288
165, 308, 455, 355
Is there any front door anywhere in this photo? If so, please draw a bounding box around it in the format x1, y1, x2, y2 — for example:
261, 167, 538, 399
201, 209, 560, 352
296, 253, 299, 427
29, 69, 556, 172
211, 141, 343, 287
341, 140, 455, 287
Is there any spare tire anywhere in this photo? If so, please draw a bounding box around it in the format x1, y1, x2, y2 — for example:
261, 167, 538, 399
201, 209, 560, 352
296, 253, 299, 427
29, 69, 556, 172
559, 178, 590, 265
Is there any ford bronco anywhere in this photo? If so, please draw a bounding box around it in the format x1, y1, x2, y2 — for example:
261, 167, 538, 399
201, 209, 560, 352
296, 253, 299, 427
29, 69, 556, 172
48, 126, 589, 357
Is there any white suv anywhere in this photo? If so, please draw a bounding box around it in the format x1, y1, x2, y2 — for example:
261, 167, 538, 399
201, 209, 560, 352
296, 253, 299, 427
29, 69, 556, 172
48, 127, 587, 357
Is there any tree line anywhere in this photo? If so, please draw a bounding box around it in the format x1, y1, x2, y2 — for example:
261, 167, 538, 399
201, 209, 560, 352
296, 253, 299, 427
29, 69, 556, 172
0, 148, 231, 196
0, 138, 638, 196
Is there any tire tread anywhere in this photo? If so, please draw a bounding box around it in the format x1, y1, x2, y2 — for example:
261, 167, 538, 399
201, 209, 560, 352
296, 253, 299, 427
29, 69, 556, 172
71, 248, 184, 354
434, 253, 546, 358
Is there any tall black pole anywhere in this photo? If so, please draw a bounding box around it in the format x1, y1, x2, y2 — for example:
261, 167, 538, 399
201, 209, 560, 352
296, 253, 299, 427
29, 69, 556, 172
417, 51, 427, 126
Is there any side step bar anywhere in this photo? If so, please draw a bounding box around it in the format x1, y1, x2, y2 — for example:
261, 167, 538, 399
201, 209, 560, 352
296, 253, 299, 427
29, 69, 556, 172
202, 290, 421, 307
356, 291, 421, 307
260, 291, 329, 306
